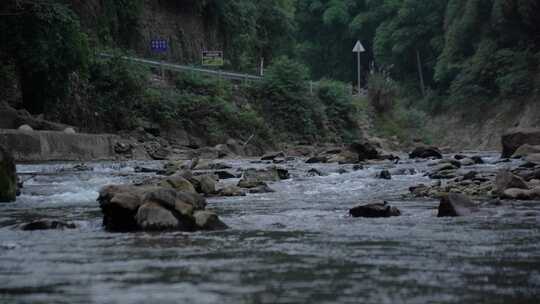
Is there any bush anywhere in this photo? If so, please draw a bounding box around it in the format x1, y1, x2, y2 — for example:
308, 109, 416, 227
259, 57, 323, 141
88, 54, 149, 130
316, 80, 357, 141
176, 72, 232, 97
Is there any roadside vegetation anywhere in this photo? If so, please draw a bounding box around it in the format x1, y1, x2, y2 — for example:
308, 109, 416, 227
1, 0, 539, 146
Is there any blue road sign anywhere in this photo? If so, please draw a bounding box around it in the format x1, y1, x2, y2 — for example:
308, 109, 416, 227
151, 39, 168, 52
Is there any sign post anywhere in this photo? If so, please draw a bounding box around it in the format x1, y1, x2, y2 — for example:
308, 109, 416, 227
151, 39, 168, 79
352, 40, 366, 94
202, 51, 224, 67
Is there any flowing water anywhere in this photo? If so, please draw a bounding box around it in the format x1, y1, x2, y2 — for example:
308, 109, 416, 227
1, 155, 540, 303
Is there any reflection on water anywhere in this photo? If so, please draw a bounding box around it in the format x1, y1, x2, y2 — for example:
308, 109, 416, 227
1, 156, 539, 303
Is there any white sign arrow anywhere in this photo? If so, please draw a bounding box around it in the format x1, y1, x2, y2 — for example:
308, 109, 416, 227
353, 40, 365, 53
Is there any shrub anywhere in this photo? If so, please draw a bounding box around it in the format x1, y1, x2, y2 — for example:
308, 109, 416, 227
259, 57, 323, 140
316, 80, 357, 141
88, 54, 149, 130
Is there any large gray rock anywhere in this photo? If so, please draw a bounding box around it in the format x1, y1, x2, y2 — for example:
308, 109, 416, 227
501, 128, 540, 158
194, 211, 228, 231
438, 193, 479, 217
135, 202, 180, 231
158, 175, 197, 194
0, 146, 17, 202
501, 188, 540, 200
495, 170, 529, 195
97, 184, 222, 232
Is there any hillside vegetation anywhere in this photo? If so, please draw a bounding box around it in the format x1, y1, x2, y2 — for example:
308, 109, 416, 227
1, 0, 539, 146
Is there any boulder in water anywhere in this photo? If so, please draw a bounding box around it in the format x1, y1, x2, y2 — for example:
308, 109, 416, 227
349, 201, 401, 218
409, 146, 442, 159
378, 170, 392, 180
495, 170, 529, 195
158, 175, 197, 194
501, 187, 540, 200
19, 220, 77, 231
438, 193, 479, 217
306, 156, 329, 164
194, 211, 228, 230
97, 184, 224, 232
0, 146, 17, 203
501, 128, 540, 158
349, 141, 380, 161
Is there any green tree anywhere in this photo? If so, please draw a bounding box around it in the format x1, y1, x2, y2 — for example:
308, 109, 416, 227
0, 0, 88, 114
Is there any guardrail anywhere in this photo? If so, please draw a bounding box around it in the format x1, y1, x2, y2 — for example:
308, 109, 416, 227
98, 53, 263, 82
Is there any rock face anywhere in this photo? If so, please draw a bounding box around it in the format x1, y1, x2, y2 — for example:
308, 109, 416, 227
0, 146, 17, 202
349, 202, 401, 218
438, 193, 479, 217
97, 185, 227, 232
409, 146, 443, 159
501, 128, 540, 158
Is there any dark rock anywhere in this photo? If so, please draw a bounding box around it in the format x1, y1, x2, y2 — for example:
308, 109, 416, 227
438, 193, 479, 217
409, 184, 429, 197
471, 156, 484, 164
213, 170, 238, 179
353, 164, 364, 171
501, 128, 540, 158
307, 168, 326, 177
463, 171, 477, 181
0, 146, 17, 202
134, 166, 160, 173
336, 168, 349, 174
349, 201, 401, 218
409, 146, 443, 159
378, 170, 392, 180
306, 156, 328, 164
454, 154, 467, 160
19, 220, 77, 231
495, 170, 529, 195
349, 141, 380, 161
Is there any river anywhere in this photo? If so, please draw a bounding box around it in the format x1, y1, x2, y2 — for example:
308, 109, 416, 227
1, 155, 539, 303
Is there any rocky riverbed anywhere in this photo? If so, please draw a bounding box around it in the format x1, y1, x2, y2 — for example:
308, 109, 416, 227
1, 150, 540, 303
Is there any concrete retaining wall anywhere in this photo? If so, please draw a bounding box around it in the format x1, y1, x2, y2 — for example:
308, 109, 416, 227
0, 129, 120, 162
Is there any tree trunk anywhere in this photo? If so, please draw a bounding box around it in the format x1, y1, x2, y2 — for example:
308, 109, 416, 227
416, 49, 426, 97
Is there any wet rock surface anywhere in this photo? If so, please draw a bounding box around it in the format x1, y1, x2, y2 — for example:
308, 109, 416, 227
349, 201, 401, 218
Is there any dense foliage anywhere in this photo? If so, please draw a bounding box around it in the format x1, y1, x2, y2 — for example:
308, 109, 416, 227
1, 0, 539, 144
295, 0, 540, 109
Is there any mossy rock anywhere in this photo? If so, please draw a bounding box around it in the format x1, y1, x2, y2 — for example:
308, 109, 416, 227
0, 146, 17, 202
